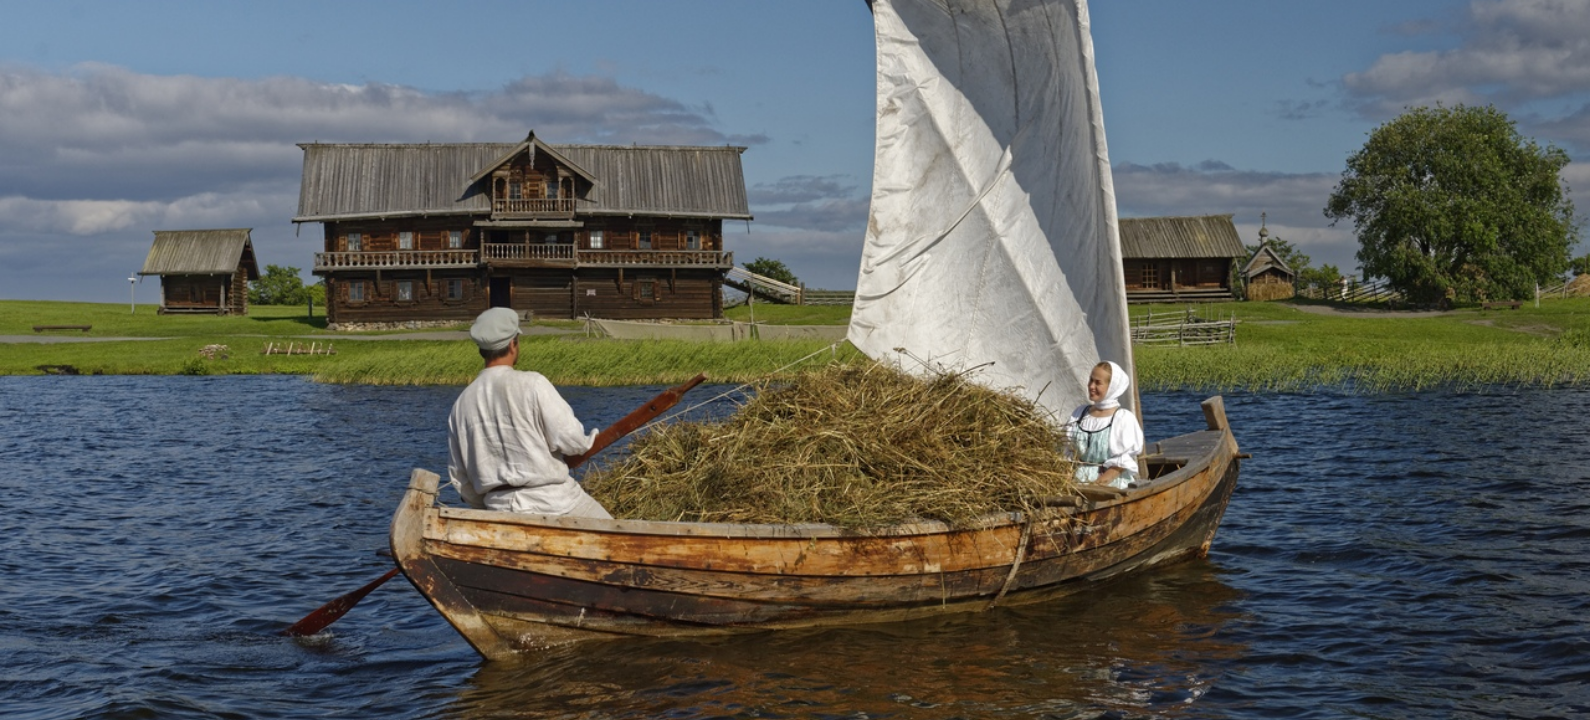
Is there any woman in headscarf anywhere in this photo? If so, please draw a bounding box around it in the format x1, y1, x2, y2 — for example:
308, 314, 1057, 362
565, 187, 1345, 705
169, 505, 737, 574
1065, 360, 1145, 490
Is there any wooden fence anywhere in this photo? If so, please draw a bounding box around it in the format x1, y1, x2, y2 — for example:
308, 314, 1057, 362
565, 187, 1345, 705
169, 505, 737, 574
1297, 278, 1403, 305
1130, 308, 1236, 346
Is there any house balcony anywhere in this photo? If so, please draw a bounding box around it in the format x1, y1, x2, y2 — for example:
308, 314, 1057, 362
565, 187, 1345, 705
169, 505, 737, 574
483, 243, 577, 267
492, 198, 577, 219
578, 249, 733, 268
313, 249, 478, 273
481, 244, 733, 270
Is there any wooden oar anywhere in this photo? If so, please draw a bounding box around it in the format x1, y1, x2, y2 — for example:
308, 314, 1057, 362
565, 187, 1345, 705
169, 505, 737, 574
281, 567, 399, 637
281, 372, 709, 638
563, 372, 707, 468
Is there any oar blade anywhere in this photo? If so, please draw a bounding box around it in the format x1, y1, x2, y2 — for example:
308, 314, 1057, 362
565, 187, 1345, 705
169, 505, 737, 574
282, 567, 400, 637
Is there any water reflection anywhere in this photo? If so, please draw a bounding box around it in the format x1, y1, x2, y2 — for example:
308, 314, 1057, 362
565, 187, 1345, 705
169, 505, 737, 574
445, 562, 1246, 719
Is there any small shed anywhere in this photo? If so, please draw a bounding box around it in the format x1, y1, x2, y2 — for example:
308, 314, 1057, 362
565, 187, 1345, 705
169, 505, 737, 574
1119, 215, 1246, 303
139, 229, 260, 315
1242, 223, 1296, 301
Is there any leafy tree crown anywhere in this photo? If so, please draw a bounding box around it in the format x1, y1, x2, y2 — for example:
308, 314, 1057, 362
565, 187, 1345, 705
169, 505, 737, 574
743, 257, 800, 286
1324, 104, 1579, 303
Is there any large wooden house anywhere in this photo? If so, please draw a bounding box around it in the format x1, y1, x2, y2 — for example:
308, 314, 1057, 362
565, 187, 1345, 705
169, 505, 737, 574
138, 229, 260, 315
1118, 215, 1246, 303
293, 132, 753, 329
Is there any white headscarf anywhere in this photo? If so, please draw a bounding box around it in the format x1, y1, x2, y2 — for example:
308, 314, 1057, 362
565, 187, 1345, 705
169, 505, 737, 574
1093, 361, 1130, 411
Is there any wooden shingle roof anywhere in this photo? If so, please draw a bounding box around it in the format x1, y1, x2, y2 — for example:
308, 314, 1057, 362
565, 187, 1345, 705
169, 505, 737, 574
1118, 215, 1246, 259
139, 229, 259, 278
1244, 243, 1295, 279
293, 141, 753, 222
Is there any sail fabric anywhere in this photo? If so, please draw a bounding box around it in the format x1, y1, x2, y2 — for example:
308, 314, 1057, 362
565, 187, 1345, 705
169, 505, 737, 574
849, 0, 1134, 423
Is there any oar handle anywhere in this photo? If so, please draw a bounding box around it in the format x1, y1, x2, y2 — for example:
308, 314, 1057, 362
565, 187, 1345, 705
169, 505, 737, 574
566, 372, 707, 469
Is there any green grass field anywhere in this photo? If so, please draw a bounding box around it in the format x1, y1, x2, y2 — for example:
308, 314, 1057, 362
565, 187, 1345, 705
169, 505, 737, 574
5, 297, 1588, 391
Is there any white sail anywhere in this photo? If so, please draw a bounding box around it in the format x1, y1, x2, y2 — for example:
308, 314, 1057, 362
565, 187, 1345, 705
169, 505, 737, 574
849, 0, 1134, 423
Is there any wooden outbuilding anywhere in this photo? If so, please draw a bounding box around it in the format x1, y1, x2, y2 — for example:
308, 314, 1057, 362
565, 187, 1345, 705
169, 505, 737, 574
1242, 222, 1296, 301
294, 131, 753, 329
138, 229, 260, 315
1118, 215, 1246, 303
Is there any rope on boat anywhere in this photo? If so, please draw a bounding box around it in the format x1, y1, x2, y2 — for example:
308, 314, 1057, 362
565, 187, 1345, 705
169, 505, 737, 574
632, 340, 846, 433
988, 517, 1035, 609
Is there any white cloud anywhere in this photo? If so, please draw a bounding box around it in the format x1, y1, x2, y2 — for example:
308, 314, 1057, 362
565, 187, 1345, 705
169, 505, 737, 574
1344, 0, 1590, 114
0, 63, 758, 202
0, 186, 294, 236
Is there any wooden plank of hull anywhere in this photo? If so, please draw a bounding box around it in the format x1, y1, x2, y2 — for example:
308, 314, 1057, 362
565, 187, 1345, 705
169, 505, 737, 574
392, 398, 1241, 660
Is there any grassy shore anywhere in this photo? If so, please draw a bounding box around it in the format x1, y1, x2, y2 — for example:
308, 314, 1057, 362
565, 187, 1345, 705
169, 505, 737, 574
4, 298, 1588, 391
0, 300, 857, 386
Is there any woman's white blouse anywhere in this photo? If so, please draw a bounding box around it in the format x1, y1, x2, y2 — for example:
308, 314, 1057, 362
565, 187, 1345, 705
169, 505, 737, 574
1066, 406, 1145, 474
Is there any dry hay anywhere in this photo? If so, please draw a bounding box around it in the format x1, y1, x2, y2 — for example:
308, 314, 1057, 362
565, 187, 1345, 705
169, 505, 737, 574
583, 361, 1079, 529
1245, 280, 1296, 302
1567, 274, 1590, 297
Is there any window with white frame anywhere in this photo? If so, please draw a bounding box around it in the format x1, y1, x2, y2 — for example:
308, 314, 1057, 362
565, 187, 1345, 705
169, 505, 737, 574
398, 231, 413, 250
589, 229, 604, 249
346, 233, 362, 252
448, 230, 462, 249
397, 281, 413, 302
509, 181, 522, 200
544, 234, 558, 244
686, 229, 700, 250
446, 279, 464, 300
639, 230, 653, 250
348, 280, 365, 302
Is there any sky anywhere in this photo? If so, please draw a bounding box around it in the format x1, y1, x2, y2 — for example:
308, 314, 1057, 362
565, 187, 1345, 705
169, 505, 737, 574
3, 0, 1590, 304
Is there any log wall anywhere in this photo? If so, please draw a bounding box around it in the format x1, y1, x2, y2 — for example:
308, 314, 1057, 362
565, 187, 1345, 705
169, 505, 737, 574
324, 219, 477, 253
160, 274, 226, 314
318, 219, 726, 323
579, 218, 723, 251
325, 271, 487, 325
1125, 259, 1232, 291
573, 268, 722, 320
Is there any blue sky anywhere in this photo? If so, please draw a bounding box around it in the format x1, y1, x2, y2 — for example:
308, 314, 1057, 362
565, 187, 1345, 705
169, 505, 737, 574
3, 0, 1588, 303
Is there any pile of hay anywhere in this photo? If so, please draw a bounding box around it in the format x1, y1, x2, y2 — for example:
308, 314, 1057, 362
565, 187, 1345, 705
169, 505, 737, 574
583, 361, 1078, 528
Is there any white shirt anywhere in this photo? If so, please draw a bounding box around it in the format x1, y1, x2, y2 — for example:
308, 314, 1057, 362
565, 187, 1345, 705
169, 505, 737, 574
448, 366, 599, 515
1066, 405, 1145, 477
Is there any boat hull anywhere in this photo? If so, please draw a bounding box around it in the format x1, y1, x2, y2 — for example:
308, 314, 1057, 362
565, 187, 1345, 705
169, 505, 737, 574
392, 398, 1241, 661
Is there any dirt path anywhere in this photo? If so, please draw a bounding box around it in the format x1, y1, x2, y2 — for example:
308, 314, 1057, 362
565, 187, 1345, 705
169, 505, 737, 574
1288, 304, 1452, 319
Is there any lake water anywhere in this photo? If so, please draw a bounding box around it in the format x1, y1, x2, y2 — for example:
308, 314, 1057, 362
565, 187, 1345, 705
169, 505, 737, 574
2, 376, 1587, 719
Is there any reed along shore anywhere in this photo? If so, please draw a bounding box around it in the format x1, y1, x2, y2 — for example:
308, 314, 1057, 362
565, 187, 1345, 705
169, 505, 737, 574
4, 298, 1590, 392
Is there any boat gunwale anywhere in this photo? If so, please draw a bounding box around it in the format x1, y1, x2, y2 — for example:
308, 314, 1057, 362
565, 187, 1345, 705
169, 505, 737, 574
420, 419, 1231, 542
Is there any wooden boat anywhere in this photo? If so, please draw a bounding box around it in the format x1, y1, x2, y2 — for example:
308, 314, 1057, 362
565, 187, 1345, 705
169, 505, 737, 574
391, 0, 1242, 660
392, 399, 1239, 660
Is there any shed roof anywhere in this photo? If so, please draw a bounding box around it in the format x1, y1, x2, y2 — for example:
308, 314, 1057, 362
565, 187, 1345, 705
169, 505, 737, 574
1119, 215, 1246, 259
293, 141, 753, 222
1243, 243, 1295, 279
139, 229, 259, 278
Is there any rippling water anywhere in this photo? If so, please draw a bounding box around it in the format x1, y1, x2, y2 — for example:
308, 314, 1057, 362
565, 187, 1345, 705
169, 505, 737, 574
2, 376, 1587, 719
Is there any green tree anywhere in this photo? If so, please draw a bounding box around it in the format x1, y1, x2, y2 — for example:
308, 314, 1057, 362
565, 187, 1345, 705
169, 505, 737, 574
249, 265, 317, 305
1324, 104, 1579, 303
1298, 263, 1344, 292
743, 257, 800, 286
1571, 253, 1590, 277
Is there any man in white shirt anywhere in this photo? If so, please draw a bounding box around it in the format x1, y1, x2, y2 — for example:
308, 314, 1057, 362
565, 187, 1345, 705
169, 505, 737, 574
447, 307, 612, 518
